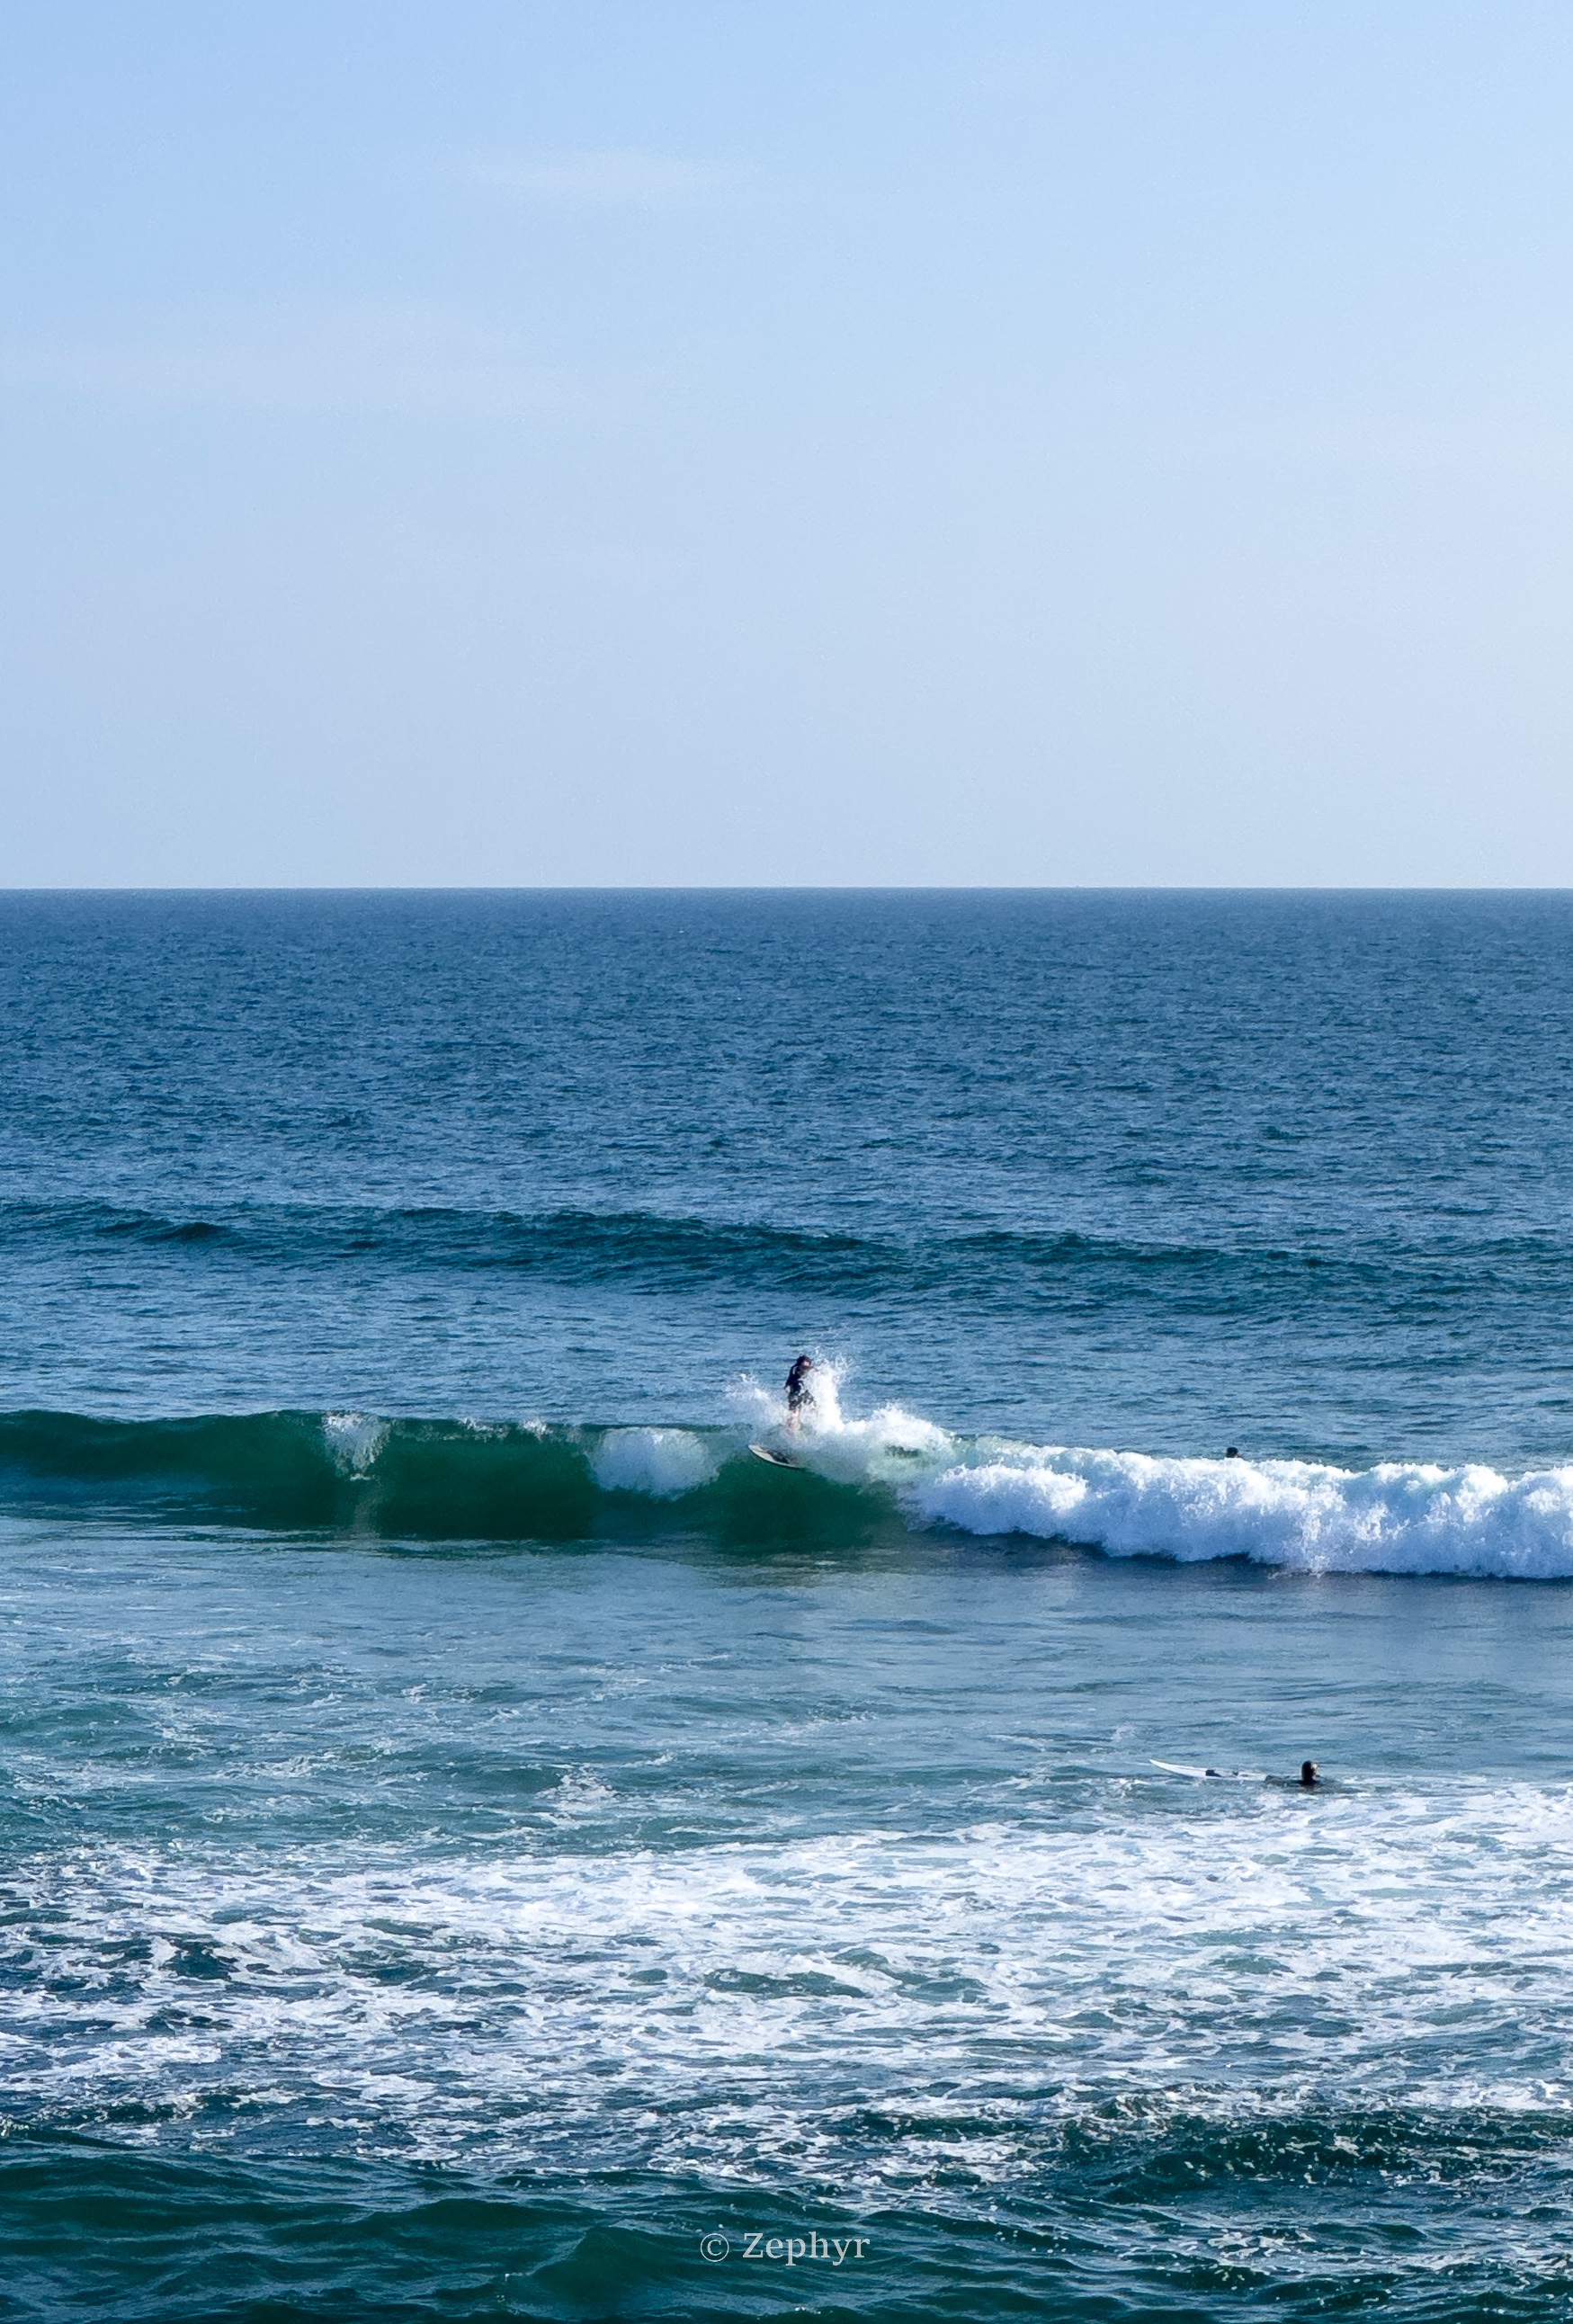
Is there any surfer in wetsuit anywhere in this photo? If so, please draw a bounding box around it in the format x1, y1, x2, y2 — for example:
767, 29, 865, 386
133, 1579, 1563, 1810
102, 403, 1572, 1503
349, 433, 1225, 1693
1265, 1759, 1323, 1789
785, 1354, 815, 1433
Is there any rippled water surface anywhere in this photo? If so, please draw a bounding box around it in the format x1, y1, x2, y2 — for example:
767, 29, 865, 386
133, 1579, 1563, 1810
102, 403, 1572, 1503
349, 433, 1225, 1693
4, 890, 1573, 2320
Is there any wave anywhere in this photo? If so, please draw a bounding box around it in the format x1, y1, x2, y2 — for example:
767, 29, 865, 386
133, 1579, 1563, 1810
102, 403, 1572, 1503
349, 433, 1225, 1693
916, 1446, 1573, 1580
0, 1201, 898, 1292
0, 1405, 923, 1549
3, 1392, 1573, 1577
6, 1199, 1566, 1309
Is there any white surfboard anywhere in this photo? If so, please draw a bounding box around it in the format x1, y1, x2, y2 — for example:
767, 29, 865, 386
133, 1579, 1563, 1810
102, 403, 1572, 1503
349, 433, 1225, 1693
749, 1444, 801, 1469
1150, 1759, 1263, 1781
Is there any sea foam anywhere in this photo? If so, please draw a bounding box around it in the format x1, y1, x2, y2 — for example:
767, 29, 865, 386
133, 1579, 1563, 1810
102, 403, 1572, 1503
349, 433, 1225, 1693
916, 1445, 1573, 1578
590, 1427, 720, 1497
725, 1360, 951, 1478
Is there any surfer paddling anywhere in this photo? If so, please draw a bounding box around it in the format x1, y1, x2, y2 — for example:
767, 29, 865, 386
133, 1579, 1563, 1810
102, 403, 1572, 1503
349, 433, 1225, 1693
785, 1354, 816, 1433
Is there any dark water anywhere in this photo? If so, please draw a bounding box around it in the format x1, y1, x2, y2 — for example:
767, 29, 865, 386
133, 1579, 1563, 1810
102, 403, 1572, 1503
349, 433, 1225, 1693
4, 890, 1573, 2320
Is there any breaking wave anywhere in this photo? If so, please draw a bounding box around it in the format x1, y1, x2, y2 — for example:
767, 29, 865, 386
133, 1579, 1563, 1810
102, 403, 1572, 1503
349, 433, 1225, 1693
915, 1445, 1573, 1580
3, 1376, 1573, 1578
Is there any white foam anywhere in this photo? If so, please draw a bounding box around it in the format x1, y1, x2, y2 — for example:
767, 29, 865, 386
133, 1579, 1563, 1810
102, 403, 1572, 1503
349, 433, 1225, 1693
591, 1427, 720, 1497
322, 1411, 389, 1477
726, 1361, 952, 1480
917, 1445, 1573, 1578
10, 1778, 1573, 2182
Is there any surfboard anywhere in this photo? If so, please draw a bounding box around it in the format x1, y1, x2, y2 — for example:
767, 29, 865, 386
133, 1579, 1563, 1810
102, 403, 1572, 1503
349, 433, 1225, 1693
749, 1444, 800, 1469
1150, 1759, 1262, 1781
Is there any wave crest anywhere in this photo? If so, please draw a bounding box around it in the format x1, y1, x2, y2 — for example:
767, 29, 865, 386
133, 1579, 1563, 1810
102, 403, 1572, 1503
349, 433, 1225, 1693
2, 1404, 1572, 1576
919, 1447, 1573, 1578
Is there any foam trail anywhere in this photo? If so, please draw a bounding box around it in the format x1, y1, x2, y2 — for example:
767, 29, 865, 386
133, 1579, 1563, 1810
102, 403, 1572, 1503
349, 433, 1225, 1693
917, 1446, 1573, 1578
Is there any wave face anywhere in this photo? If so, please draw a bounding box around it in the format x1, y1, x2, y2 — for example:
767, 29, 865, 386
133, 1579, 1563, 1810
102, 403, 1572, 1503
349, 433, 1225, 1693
8, 1396, 1573, 1577
0, 1399, 930, 1549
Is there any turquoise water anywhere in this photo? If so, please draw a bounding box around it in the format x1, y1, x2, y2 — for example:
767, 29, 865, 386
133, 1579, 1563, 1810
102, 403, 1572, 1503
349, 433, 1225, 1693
4, 891, 1573, 2320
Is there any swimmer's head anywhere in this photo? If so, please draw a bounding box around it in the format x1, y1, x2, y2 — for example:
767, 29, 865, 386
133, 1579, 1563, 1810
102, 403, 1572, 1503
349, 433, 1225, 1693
1225, 1446, 1240, 1459
1300, 1760, 1319, 1786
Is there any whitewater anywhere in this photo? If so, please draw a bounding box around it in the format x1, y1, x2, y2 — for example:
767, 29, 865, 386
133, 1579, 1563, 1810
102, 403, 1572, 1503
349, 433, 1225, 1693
7, 1375, 1573, 1578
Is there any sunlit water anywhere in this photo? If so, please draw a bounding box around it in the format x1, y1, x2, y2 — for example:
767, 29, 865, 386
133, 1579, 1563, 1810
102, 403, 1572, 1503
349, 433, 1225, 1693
4, 891, 1573, 2320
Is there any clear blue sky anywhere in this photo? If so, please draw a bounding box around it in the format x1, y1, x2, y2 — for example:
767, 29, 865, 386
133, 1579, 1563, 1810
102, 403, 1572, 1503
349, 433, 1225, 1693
4, 2, 1572, 884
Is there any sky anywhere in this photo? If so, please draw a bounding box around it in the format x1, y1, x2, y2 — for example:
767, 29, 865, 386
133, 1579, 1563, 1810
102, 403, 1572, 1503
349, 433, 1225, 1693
3, 0, 1573, 886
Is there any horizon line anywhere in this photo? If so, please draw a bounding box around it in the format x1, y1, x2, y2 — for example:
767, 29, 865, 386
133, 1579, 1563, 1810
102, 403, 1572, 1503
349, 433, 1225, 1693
2, 882, 1572, 898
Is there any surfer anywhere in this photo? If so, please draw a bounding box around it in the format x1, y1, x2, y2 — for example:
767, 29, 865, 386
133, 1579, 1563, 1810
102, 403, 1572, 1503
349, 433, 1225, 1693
785, 1354, 815, 1433
1265, 1759, 1322, 1790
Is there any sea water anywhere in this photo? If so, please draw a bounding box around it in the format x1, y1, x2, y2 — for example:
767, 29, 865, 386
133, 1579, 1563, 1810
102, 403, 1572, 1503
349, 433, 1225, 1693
3, 890, 1573, 2321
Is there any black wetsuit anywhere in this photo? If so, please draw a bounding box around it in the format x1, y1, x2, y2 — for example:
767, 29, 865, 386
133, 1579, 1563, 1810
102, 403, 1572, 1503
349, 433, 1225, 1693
786, 1361, 815, 1414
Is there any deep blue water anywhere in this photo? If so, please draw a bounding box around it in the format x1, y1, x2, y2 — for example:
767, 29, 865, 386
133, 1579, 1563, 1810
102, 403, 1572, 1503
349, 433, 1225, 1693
4, 889, 1573, 2321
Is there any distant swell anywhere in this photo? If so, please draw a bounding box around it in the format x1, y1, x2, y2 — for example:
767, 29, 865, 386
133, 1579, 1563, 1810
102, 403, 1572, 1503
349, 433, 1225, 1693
4, 1201, 897, 1292
6, 1200, 1565, 1309
3, 1408, 1573, 1577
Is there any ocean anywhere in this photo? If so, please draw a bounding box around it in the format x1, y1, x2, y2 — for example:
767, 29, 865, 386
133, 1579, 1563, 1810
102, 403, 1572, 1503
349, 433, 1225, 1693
4, 889, 1573, 2321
